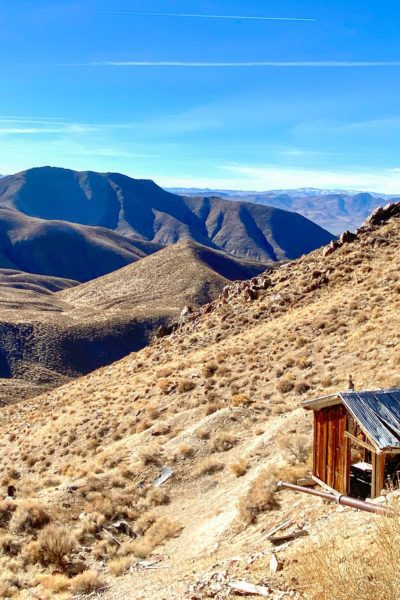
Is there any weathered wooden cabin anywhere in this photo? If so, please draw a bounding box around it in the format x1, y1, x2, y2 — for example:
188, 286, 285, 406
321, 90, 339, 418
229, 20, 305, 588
303, 388, 400, 499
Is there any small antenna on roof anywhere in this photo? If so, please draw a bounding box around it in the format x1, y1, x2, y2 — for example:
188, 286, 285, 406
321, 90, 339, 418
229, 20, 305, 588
348, 375, 355, 391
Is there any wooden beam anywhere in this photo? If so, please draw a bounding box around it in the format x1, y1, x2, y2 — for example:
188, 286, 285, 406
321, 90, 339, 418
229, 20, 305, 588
312, 475, 340, 495
344, 431, 376, 454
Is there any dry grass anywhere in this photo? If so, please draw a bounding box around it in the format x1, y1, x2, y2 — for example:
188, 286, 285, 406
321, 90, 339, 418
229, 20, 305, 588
238, 469, 280, 524
36, 573, 70, 593
70, 570, 104, 594
210, 432, 238, 452
292, 507, 400, 600
230, 459, 248, 477
195, 457, 225, 476
10, 500, 51, 533
108, 556, 132, 576
36, 524, 76, 567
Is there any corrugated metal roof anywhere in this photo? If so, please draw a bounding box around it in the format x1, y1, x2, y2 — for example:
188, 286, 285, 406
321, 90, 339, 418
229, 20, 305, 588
339, 389, 400, 450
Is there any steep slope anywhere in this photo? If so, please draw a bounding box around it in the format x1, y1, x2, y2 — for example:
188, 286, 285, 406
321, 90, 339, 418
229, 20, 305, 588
0, 167, 334, 264
61, 240, 266, 312
0, 208, 160, 282
0, 241, 266, 401
171, 187, 400, 234
0, 204, 398, 598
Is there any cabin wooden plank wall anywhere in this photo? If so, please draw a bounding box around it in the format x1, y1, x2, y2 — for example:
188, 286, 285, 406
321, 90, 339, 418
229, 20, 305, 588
313, 404, 348, 494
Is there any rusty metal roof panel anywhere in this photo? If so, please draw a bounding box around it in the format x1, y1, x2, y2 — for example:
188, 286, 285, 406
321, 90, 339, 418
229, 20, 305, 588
339, 389, 400, 450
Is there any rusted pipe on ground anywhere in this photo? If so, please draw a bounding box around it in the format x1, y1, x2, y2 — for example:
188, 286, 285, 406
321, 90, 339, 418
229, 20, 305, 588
277, 481, 395, 516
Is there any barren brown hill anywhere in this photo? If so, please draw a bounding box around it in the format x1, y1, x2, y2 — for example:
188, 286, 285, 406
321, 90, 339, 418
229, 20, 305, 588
0, 204, 398, 599
0, 208, 161, 282
0, 241, 266, 403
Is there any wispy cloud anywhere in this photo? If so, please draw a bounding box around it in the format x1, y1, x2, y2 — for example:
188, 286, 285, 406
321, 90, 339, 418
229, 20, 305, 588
88, 61, 400, 68
216, 164, 400, 194
0, 117, 97, 135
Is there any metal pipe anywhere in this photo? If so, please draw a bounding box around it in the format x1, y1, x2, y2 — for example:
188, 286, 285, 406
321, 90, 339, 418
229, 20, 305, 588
277, 481, 395, 516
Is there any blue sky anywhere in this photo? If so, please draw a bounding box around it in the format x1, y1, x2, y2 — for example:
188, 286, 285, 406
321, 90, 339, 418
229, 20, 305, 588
1, 0, 400, 192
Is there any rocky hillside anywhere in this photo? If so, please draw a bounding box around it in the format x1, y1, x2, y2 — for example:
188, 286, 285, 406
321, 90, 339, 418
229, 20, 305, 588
0, 167, 334, 267
0, 203, 398, 598
0, 241, 265, 402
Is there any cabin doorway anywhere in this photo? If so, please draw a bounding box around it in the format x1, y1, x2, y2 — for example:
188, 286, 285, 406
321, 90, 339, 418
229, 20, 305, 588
348, 436, 372, 499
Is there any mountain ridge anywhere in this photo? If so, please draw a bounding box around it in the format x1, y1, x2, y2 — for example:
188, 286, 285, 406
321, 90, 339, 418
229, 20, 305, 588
168, 186, 400, 234
0, 167, 334, 266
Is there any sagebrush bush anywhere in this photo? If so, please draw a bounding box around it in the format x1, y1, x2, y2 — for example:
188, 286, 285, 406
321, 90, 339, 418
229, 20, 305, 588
37, 524, 76, 567
195, 457, 224, 476
238, 469, 280, 524
70, 570, 104, 594
10, 500, 51, 533
210, 432, 238, 452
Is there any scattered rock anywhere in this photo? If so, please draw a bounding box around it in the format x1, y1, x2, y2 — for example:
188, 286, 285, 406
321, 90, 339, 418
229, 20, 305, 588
322, 240, 340, 257
269, 553, 284, 573
339, 230, 358, 244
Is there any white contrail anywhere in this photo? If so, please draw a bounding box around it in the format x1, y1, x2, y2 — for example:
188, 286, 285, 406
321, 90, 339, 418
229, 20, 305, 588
60, 10, 315, 22
113, 12, 316, 22
90, 61, 400, 68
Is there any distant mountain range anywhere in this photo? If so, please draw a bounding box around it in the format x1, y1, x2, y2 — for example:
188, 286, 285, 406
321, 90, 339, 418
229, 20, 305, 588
168, 187, 399, 234
0, 167, 334, 280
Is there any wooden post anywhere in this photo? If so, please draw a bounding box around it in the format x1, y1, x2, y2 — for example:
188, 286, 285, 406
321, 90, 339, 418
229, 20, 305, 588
375, 453, 385, 498
371, 453, 376, 499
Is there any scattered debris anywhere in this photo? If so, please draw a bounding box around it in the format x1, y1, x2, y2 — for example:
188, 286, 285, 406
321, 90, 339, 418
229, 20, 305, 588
269, 554, 284, 573
102, 528, 122, 546
153, 466, 174, 487
111, 520, 135, 537
269, 529, 308, 545
186, 570, 297, 598
264, 518, 293, 539
131, 555, 165, 571
296, 477, 316, 487
229, 580, 274, 596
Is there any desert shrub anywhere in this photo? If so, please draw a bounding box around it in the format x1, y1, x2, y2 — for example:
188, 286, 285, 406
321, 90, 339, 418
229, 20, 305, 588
195, 457, 224, 476
238, 469, 280, 524
118, 517, 181, 559
10, 500, 51, 533
203, 362, 218, 377
195, 427, 209, 440
0, 499, 17, 527
70, 570, 104, 594
279, 434, 310, 464
295, 380, 311, 395
230, 459, 248, 477
210, 432, 238, 452
143, 488, 170, 508
139, 443, 162, 466
37, 524, 76, 567
276, 376, 295, 394
231, 393, 250, 407
204, 402, 222, 415
0, 533, 21, 556
36, 573, 70, 593
177, 444, 193, 458
108, 556, 132, 576
177, 379, 196, 393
